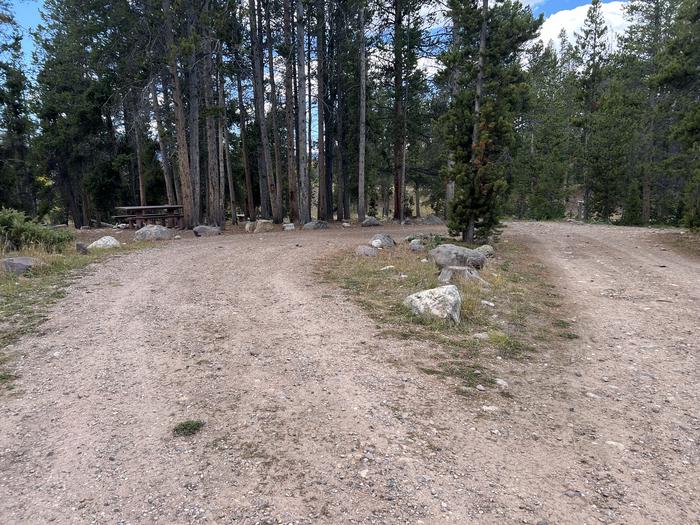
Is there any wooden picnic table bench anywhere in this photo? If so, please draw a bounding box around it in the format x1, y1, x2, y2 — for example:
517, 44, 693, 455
114, 205, 184, 229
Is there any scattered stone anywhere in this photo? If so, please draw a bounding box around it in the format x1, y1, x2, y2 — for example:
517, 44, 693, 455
495, 378, 509, 389
430, 244, 486, 270
342, 222, 351, 228
361, 216, 381, 227
473, 332, 489, 340
380, 266, 395, 271
476, 244, 495, 258
303, 220, 329, 230
409, 239, 425, 252
605, 440, 625, 451
359, 469, 369, 479
174, 235, 181, 240
403, 285, 461, 323
75, 242, 89, 255
476, 384, 486, 391
254, 220, 275, 234
88, 236, 121, 250
422, 214, 444, 225
481, 300, 496, 308
370, 233, 395, 248
2, 256, 39, 275
245, 221, 256, 233
564, 489, 582, 498
481, 405, 499, 412
420, 258, 429, 263
586, 392, 600, 399
113, 223, 128, 230
438, 265, 491, 288
355, 245, 379, 257
283, 223, 296, 231
134, 224, 174, 241
193, 225, 222, 237
80, 225, 90, 230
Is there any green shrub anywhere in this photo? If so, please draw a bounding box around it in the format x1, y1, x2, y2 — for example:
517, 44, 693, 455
0, 208, 74, 252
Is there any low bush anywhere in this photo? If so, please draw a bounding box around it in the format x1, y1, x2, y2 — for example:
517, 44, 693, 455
0, 208, 73, 253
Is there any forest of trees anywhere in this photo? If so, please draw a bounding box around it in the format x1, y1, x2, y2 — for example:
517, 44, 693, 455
0, 0, 698, 237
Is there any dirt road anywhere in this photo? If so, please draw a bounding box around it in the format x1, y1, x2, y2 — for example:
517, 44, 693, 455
0, 222, 698, 524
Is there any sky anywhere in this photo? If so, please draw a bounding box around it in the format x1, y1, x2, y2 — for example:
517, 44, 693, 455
10, 0, 630, 66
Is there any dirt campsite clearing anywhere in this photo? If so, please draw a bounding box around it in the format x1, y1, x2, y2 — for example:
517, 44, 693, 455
0, 221, 698, 524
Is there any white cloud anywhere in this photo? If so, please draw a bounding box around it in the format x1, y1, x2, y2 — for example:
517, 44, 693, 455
538, 1, 629, 49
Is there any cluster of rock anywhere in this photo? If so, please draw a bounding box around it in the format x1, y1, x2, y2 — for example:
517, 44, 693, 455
354, 233, 397, 257
193, 225, 221, 237
403, 242, 495, 323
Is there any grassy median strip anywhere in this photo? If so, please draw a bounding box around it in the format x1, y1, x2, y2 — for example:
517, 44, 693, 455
323, 238, 573, 394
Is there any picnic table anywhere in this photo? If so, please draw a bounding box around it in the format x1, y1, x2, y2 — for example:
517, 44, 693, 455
114, 205, 184, 229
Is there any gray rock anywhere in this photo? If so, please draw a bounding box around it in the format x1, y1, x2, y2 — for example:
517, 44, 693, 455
134, 225, 174, 241
283, 223, 295, 231
193, 225, 222, 237
2, 256, 39, 275
422, 214, 444, 225
355, 245, 379, 257
476, 244, 495, 258
403, 285, 461, 323
430, 244, 486, 269
370, 233, 395, 248
342, 222, 351, 228
409, 239, 425, 252
254, 220, 274, 234
438, 265, 490, 288
361, 216, 381, 227
303, 220, 329, 230
88, 236, 121, 249
75, 242, 89, 255
495, 378, 509, 389
244, 221, 256, 233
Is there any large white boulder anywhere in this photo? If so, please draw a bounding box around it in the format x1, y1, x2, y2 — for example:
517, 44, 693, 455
134, 225, 174, 241
430, 244, 486, 270
254, 220, 274, 234
370, 233, 395, 248
88, 236, 121, 249
193, 225, 221, 237
403, 285, 462, 323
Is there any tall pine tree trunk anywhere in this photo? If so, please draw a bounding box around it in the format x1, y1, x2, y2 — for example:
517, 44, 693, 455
392, 0, 405, 221
264, 0, 284, 222
357, 5, 367, 222
162, 0, 194, 227
204, 41, 222, 226
296, 0, 311, 224
250, 0, 279, 221
317, 0, 329, 220
218, 60, 236, 224
187, 3, 201, 224
284, 0, 300, 223
151, 81, 176, 205
465, 0, 488, 243
235, 67, 255, 220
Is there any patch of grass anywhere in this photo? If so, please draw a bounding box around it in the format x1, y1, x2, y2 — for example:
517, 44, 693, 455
173, 419, 205, 436
488, 330, 534, 359
323, 236, 566, 392
559, 331, 579, 339
553, 319, 572, 329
